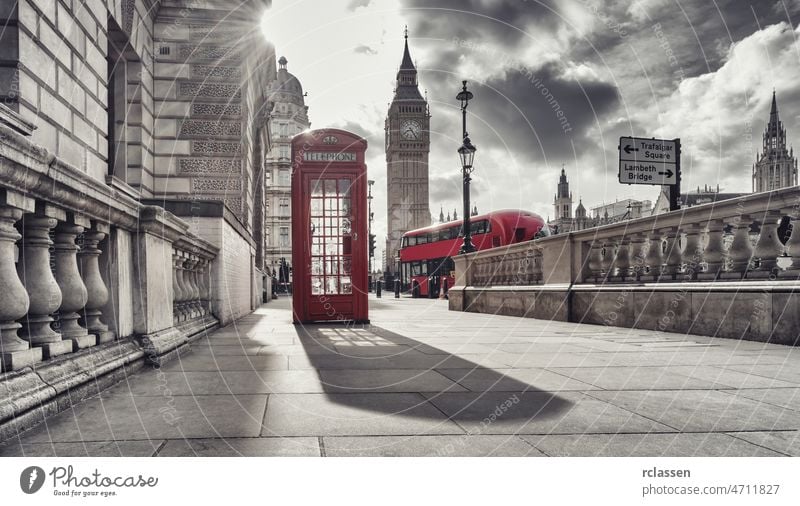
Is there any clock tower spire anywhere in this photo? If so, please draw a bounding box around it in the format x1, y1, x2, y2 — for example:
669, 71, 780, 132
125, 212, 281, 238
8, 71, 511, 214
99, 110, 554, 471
385, 27, 431, 277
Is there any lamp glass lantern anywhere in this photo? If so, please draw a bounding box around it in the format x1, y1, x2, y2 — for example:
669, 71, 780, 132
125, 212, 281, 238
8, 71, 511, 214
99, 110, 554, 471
458, 138, 477, 169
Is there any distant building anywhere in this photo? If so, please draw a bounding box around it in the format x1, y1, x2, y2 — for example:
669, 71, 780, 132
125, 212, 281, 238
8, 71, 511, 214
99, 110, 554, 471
590, 199, 652, 223
385, 29, 431, 274
264, 57, 311, 287
548, 168, 590, 233
652, 184, 748, 214
753, 91, 797, 192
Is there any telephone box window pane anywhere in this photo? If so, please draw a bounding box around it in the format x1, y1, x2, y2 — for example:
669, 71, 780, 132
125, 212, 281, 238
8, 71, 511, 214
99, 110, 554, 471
341, 277, 352, 294
311, 258, 323, 275
311, 277, 323, 295
324, 179, 336, 195
311, 199, 322, 216
325, 277, 339, 294
341, 199, 351, 216
338, 178, 351, 195
341, 218, 351, 234
312, 180, 324, 196
342, 257, 352, 275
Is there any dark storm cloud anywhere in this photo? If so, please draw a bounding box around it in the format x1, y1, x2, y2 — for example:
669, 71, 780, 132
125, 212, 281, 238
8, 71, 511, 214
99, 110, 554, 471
404, 0, 561, 47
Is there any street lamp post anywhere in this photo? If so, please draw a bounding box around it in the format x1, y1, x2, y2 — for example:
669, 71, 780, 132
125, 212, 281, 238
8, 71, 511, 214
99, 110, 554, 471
457, 81, 477, 254
367, 179, 375, 290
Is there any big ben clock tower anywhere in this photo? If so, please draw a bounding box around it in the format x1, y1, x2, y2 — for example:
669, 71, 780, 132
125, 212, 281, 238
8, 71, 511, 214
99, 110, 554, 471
385, 28, 431, 275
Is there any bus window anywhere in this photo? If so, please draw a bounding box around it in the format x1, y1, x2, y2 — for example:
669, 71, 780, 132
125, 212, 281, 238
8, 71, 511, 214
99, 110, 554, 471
534, 225, 551, 239
411, 261, 427, 276
417, 235, 428, 245
470, 220, 489, 235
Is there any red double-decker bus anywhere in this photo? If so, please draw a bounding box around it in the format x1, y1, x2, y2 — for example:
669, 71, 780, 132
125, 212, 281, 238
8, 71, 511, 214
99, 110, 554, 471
398, 209, 550, 297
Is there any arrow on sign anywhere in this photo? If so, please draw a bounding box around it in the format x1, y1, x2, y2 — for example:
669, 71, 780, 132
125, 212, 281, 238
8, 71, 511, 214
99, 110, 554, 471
658, 169, 674, 178
623, 145, 638, 155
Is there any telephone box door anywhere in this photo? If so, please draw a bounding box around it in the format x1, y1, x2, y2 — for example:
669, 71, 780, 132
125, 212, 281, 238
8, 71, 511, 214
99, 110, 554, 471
291, 130, 369, 323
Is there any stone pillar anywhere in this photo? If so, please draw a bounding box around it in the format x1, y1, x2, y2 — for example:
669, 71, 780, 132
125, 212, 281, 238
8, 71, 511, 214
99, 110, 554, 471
725, 215, 753, 278
661, 227, 683, 277
197, 258, 209, 316
17, 211, 72, 358
752, 210, 784, 274
700, 219, 725, 279
78, 224, 115, 344
644, 230, 664, 278
54, 218, 94, 350
782, 210, 800, 276
185, 255, 201, 318
681, 224, 703, 280
614, 237, 631, 279
0, 199, 42, 371
600, 240, 616, 280
172, 250, 184, 325
587, 242, 603, 281
628, 234, 647, 280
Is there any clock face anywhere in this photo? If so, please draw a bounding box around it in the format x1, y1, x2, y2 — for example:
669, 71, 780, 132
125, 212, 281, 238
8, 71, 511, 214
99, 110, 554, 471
400, 119, 422, 140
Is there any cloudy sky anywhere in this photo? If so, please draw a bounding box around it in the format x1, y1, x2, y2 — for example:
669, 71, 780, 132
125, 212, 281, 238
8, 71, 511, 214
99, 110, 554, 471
262, 0, 800, 265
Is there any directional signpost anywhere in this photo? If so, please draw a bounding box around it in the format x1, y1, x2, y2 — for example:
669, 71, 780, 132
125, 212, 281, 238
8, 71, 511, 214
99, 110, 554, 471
619, 136, 681, 211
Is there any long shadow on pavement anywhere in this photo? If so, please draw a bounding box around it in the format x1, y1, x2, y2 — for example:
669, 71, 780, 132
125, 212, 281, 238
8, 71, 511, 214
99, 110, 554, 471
290, 322, 573, 421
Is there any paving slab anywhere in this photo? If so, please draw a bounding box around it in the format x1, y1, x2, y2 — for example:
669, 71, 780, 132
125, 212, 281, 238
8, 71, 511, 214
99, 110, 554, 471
262, 393, 465, 437
157, 437, 320, 457
0, 440, 160, 457
522, 433, 783, 457
547, 366, 726, 390
15, 394, 268, 443
423, 391, 674, 435
726, 431, 800, 456
437, 368, 599, 392
589, 389, 800, 432
323, 435, 543, 456
319, 369, 466, 393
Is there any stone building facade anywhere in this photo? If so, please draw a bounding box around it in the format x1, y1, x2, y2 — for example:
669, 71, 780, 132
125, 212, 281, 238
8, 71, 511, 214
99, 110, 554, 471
753, 91, 798, 192
263, 56, 310, 289
384, 30, 431, 275
0, 0, 273, 438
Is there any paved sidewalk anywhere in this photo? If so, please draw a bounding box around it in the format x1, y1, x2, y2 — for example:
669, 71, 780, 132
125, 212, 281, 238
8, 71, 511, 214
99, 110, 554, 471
2, 296, 799, 457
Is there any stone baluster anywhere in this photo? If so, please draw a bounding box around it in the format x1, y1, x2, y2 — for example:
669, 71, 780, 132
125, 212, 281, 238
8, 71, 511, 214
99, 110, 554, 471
178, 251, 192, 321
78, 224, 115, 344
532, 249, 543, 283
184, 255, 200, 318
601, 240, 616, 279
17, 210, 72, 358
661, 227, 683, 278
53, 218, 94, 350
613, 236, 631, 279
701, 219, 725, 279
726, 215, 753, 277
681, 224, 703, 280
752, 210, 784, 275
0, 201, 42, 371
628, 233, 647, 280
172, 250, 185, 324
644, 230, 664, 278
783, 210, 800, 275
586, 241, 603, 281
197, 258, 209, 316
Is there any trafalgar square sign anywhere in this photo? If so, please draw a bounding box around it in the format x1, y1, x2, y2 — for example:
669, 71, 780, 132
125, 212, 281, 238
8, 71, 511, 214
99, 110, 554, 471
618, 137, 679, 185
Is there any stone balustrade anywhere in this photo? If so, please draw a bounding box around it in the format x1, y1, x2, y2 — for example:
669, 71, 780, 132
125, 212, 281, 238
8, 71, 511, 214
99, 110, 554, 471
450, 186, 800, 344
0, 114, 220, 373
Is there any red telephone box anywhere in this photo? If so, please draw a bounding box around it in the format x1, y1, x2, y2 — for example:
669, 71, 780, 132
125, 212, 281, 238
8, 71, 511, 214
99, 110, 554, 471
291, 129, 369, 323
